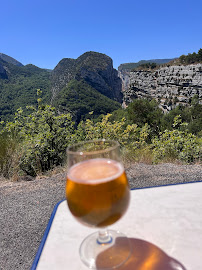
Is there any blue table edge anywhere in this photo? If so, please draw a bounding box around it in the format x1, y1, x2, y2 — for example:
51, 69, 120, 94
30, 180, 202, 269
31, 199, 66, 270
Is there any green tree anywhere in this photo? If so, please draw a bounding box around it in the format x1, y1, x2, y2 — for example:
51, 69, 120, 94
161, 105, 187, 131
198, 48, 202, 61
179, 55, 186, 64
127, 99, 163, 135
188, 101, 202, 135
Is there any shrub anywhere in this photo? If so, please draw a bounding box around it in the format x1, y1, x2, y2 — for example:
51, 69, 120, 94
74, 114, 153, 166
152, 116, 202, 163
2, 100, 75, 176
75, 114, 151, 148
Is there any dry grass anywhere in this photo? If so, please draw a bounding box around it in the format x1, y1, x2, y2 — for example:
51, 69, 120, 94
121, 147, 154, 169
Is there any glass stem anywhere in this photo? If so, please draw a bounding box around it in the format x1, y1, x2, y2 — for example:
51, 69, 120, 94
97, 228, 112, 245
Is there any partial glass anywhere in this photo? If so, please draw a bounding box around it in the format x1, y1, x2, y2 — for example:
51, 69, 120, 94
66, 139, 131, 269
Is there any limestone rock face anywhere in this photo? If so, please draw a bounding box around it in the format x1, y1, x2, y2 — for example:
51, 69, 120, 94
51, 51, 122, 103
121, 64, 202, 111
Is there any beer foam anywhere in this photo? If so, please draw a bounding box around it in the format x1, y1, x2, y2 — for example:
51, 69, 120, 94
68, 158, 124, 184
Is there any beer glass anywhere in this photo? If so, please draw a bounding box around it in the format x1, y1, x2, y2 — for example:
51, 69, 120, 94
66, 140, 131, 269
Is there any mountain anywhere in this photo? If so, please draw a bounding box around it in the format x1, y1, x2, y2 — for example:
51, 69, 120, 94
51, 51, 122, 121
0, 53, 23, 67
0, 51, 122, 122
51, 51, 122, 103
1, 49, 202, 124
118, 58, 175, 72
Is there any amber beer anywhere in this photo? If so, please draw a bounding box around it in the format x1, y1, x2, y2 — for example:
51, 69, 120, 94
66, 158, 130, 227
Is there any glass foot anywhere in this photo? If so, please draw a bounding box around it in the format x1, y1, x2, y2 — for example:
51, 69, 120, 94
79, 230, 131, 269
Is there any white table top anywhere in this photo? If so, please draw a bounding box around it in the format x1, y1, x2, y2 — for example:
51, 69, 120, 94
33, 182, 202, 270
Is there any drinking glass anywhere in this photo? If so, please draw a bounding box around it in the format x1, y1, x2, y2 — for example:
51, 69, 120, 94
66, 139, 131, 269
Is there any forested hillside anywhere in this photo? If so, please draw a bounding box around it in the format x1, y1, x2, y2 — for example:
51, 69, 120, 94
53, 79, 120, 123
0, 52, 122, 122
0, 59, 51, 121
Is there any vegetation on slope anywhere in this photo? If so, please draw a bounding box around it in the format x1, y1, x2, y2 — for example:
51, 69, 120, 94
0, 51, 122, 123
179, 48, 202, 65
53, 79, 121, 123
0, 93, 201, 178
118, 59, 175, 72
110, 97, 202, 136
119, 48, 202, 71
0, 61, 51, 121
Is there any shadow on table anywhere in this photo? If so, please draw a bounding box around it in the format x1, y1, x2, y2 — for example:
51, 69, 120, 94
96, 237, 186, 270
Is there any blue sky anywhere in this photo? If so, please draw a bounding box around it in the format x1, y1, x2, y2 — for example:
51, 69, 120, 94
1, 0, 202, 70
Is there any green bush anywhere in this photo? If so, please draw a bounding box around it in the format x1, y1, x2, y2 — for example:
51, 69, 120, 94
1, 96, 201, 179
152, 116, 202, 163
74, 114, 153, 166
2, 96, 75, 176
75, 114, 151, 149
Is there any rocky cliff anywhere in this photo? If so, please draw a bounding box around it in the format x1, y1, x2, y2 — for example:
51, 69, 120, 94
120, 63, 202, 111
51, 51, 122, 103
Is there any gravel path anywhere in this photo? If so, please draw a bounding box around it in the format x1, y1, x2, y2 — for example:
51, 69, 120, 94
0, 163, 202, 270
